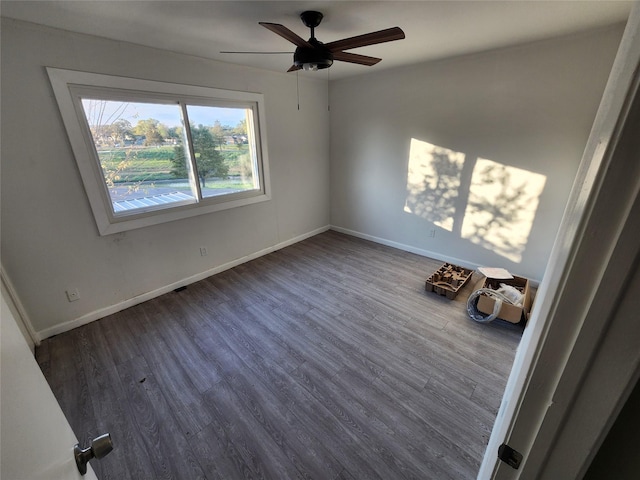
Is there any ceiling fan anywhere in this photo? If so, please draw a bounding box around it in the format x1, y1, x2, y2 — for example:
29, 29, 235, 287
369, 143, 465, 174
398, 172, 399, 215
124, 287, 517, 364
223, 11, 405, 72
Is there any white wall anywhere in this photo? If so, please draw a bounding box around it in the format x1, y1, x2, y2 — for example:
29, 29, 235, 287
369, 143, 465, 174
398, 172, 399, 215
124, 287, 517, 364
0, 19, 330, 337
329, 24, 624, 282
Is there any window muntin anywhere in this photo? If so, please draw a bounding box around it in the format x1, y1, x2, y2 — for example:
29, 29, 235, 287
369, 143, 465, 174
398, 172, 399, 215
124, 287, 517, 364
47, 68, 270, 235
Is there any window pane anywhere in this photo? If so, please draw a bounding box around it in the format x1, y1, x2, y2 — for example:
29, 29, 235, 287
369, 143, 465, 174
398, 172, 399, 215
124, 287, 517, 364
80, 99, 195, 214
185, 105, 258, 199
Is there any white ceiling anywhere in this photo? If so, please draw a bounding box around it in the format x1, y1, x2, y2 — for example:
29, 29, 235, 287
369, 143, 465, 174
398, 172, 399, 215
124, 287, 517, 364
1, 1, 632, 79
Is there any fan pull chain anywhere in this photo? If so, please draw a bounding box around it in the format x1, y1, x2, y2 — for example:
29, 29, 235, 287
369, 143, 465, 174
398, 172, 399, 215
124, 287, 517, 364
296, 71, 300, 111
327, 68, 330, 112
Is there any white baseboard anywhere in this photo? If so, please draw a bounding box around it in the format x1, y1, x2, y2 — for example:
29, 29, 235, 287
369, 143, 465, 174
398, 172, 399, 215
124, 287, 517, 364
329, 225, 481, 271
329, 225, 542, 287
37, 225, 330, 339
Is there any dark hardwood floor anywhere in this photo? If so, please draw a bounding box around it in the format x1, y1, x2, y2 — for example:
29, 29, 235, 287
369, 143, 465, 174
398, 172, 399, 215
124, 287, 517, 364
36, 230, 523, 479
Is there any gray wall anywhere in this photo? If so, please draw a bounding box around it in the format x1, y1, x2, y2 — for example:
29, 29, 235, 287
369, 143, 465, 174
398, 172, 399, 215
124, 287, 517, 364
329, 24, 624, 281
0, 19, 330, 336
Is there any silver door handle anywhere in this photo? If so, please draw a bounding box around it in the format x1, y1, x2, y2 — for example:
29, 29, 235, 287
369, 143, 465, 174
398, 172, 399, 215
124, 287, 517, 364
74, 433, 113, 475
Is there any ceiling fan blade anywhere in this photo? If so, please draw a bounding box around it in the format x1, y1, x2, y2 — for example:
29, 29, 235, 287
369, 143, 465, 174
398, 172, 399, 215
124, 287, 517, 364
332, 51, 381, 66
259, 22, 312, 48
287, 64, 302, 72
325, 26, 405, 52
220, 51, 293, 54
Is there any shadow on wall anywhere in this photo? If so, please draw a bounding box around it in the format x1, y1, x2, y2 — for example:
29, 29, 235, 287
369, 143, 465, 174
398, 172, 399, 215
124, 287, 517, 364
404, 138, 547, 264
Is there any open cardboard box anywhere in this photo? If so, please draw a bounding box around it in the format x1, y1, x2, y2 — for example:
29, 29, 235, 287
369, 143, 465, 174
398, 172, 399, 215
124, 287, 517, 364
425, 263, 473, 300
474, 274, 532, 323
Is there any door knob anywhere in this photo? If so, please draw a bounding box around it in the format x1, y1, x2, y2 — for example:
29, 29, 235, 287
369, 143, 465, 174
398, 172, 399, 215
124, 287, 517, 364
74, 433, 113, 475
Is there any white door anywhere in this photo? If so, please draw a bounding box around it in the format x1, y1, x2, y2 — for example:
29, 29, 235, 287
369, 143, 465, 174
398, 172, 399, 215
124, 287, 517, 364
1, 292, 99, 480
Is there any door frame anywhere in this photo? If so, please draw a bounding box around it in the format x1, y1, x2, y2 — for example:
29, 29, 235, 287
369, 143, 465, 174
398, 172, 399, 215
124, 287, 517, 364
479, 3, 640, 478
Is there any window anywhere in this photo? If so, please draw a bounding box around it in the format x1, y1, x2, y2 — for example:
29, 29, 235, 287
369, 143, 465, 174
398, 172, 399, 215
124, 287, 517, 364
47, 68, 270, 235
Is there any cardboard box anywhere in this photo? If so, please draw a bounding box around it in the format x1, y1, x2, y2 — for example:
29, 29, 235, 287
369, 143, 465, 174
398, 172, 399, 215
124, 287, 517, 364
425, 263, 473, 300
474, 275, 532, 323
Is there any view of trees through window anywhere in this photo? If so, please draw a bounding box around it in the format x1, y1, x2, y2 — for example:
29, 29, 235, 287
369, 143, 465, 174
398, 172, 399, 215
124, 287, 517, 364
80, 99, 257, 213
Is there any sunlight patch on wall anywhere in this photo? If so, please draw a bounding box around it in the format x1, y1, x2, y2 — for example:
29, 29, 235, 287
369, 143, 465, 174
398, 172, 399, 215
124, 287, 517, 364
461, 158, 546, 263
404, 138, 465, 231
404, 138, 547, 265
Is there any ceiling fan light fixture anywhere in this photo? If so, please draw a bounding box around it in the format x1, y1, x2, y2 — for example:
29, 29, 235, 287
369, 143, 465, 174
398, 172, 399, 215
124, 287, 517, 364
300, 59, 332, 71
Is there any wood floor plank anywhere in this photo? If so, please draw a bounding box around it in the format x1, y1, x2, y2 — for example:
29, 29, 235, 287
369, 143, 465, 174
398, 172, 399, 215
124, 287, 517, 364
331, 367, 462, 480
100, 308, 143, 366
202, 305, 384, 479
290, 360, 420, 480
201, 379, 306, 480
245, 303, 345, 378
189, 414, 258, 480
150, 295, 223, 392
116, 355, 207, 479
303, 307, 385, 381
45, 329, 96, 446
36, 230, 523, 479
77, 321, 156, 479
206, 301, 307, 378
347, 362, 481, 479
130, 304, 214, 439
224, 368, 345, 480
376, 365, 491, 462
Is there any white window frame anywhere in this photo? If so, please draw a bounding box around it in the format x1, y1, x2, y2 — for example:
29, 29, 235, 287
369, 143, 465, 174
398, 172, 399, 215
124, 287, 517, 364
47, 68, 271, 235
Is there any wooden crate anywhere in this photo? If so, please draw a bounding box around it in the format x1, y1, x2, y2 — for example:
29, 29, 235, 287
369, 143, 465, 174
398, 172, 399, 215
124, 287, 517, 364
425, 263, 473, 299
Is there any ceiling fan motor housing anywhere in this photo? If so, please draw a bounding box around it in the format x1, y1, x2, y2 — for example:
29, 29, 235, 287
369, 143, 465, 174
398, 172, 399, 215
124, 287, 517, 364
294, 40, 333, 70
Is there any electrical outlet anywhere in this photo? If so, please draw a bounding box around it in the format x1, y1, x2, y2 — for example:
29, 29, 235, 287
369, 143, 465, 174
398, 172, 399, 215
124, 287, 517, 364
200, 247, 208, 257
429, 229, 436, 238
66, 288, 80, 302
